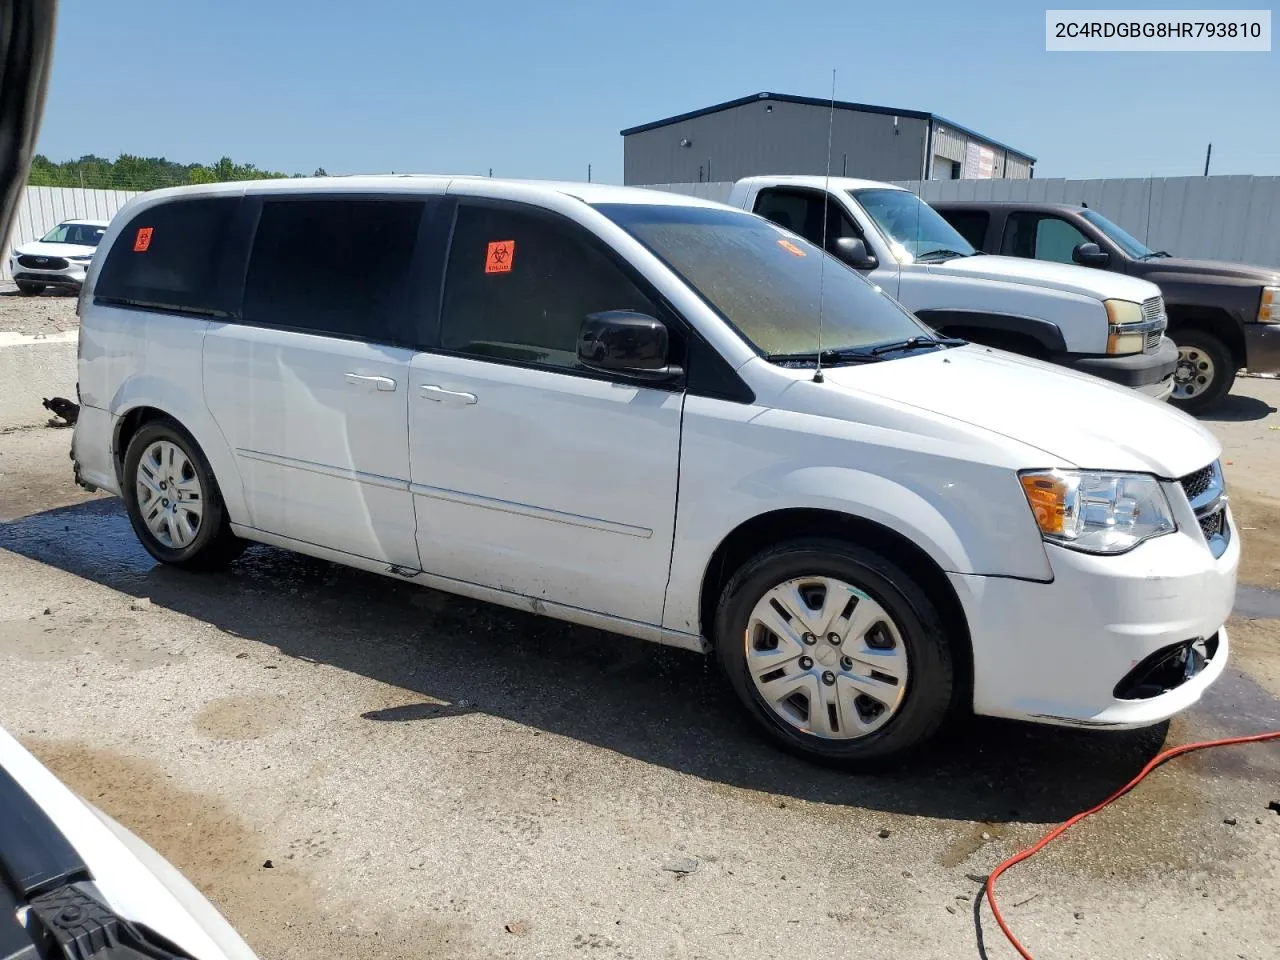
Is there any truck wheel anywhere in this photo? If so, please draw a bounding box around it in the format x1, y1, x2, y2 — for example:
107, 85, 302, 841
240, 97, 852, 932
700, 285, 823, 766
714, 538, 955, 766
16, 280, 45, 295
1170, 330, 1234, 412
122, 417, 246, 570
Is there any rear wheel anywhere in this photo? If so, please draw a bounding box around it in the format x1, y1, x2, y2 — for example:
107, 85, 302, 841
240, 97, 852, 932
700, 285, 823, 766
714, 538, 956, 765
16, 280, 44, 295
122, 418, 245, 570
1170, 329, 1234, 412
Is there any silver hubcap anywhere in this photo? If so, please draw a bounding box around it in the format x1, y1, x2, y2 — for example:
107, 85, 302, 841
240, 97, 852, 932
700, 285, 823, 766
745, 577, 909, 740
135, 440, 203, 549
1173, 345, 1216, 400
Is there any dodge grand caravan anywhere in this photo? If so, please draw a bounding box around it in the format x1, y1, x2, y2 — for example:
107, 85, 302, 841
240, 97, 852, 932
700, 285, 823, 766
72, 177, 1237, 764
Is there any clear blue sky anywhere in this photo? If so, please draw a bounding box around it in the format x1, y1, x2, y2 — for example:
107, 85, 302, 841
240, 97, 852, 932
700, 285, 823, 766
35, 0, 1280, 182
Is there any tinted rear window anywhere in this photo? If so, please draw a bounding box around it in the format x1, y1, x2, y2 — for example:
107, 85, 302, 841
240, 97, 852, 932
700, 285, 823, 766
242, 198, 425, 344
939, 210, 990, 250
94, 198, 241, 316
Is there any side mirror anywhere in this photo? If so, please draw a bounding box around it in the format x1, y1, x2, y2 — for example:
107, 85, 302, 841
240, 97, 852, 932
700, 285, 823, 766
1072, 241, 1110, 267
578, 311, 680, 380
833, 236, 878, 270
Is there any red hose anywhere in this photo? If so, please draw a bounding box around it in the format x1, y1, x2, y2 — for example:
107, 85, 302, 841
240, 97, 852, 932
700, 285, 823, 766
985, 729, 1280, 959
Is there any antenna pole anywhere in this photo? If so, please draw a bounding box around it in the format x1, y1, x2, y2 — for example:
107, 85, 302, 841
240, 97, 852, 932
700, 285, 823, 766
814, 68, 836, 385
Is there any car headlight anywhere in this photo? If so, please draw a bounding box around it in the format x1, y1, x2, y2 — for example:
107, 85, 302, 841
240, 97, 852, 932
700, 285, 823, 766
1104, 300, 1145, 354
67, 254, 93, 262
1260, 286, 1279, 323
1019, 469, 1176, 554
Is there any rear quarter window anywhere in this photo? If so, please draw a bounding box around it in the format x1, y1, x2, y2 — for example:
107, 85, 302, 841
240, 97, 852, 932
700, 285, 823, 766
93, 197, 242, 316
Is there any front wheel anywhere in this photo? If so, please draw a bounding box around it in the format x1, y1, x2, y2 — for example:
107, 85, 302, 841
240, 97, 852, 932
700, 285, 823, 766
714, 538, 956, 765
122, 418, 246, 570
1170, 330, 1234, 412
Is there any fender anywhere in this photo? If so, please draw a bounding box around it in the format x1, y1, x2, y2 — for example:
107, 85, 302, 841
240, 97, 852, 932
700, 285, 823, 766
915, 309, 1066, 354
108, 374, 250, 527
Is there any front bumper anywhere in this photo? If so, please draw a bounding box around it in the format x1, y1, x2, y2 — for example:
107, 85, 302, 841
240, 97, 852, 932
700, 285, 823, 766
9, 258, 87, 288
1060, 337, 1178, 391
1243, 321, 1280, 373
952, 492, 1238, 729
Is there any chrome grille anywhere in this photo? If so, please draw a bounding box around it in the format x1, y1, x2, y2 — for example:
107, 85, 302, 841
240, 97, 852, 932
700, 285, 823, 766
1145, 329, 1162, 352
1141, 296, 1165, 322
1179, 461, 1229, 558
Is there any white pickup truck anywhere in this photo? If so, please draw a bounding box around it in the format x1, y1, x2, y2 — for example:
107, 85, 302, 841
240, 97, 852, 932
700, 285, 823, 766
729, 176, 1178, 399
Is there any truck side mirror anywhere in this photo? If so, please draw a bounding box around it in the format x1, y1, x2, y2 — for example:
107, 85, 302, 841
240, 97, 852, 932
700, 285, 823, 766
833, 236, 878, 270
1072, 242, 1110, 267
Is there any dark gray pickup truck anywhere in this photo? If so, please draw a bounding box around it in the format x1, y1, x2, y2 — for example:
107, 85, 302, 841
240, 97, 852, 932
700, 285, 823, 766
933, 200, 1280, 412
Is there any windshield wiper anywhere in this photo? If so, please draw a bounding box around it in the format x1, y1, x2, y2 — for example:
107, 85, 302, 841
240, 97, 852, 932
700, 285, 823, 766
869, 335, 966, 356
914, 249, 972, 263
1140, 250, 1171, 259
765, 347, 885, 367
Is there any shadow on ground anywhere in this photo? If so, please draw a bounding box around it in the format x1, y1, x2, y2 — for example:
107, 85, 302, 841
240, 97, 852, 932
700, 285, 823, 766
1199, 390, 1277, 423
5, 498, 1276, 827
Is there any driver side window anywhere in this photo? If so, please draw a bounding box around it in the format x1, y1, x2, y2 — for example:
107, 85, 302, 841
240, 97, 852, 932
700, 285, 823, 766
753, 188, 860, 253
1002, 213, 1089, 264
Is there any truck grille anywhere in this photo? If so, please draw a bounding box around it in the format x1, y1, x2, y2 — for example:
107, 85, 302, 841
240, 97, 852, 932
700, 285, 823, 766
1141, 296, 1165, 322
1145, 329, 1162, 352
1179, 461, 1229, 558
17, 254, 68, 270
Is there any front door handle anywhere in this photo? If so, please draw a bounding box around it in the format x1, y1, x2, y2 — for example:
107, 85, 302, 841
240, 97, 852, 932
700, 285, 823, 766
420, 384, 478, 405
344, 373, 398, 392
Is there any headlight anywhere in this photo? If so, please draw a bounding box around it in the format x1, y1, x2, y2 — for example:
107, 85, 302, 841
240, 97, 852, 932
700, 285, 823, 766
1104, 300, 1145, 354
1019, 469, 1176, 554
1260, 286, 1279, 323
67, 254, 93, 262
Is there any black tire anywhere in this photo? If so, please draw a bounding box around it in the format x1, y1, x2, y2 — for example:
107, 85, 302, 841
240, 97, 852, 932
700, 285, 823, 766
16, 280, 44, 295
1169, 329, 1235, 413
714, 538, 956, 766
121, 417, 246, 570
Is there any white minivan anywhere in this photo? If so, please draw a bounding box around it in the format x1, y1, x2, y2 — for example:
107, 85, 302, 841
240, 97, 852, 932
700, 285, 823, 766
73, 177, 1237, 764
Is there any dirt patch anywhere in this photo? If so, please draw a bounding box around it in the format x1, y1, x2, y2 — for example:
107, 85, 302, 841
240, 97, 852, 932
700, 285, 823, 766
1, 614, 181, 670
0, 425, 104, 522
0, 286, 79, 336
1229, 491, 1280, 590
23, 738, 475, 960
194, 693, 297, 741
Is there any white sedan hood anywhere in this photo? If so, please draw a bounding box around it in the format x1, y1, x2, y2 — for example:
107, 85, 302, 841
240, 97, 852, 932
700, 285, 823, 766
14, 240, 97, 258
821, 345, 1219, 478
935, 254, 1159, 303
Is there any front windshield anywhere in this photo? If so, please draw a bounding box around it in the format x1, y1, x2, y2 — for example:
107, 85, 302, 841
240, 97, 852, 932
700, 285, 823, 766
40, 222, 106, 245
595, 203, 933, 359
1080, 209, 1156, 259
850, 188, 975, 261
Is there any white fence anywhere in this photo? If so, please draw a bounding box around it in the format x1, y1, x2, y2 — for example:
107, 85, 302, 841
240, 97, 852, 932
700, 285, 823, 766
640, 175, 1280, 268
3, 186, 139, 280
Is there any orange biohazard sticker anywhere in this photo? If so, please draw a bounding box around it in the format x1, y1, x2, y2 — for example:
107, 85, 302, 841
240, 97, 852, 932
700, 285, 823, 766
485, 240, 515, 273
777, 238, 805, 257
133, 227, 153, 252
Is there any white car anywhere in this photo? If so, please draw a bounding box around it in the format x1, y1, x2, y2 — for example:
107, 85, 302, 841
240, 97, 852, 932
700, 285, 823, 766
71, 177, 1236, 763
729, 176, 1177, 400
9, 218, 109, 294
0, 724, 258, 959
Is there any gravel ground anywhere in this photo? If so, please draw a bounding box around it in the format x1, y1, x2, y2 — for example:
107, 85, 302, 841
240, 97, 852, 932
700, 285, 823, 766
0, 280, 80, 336
0, 382, 1279, 960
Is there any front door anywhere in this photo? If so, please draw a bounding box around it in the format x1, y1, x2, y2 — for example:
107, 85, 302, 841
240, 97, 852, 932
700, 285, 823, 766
407, 200, 683, 625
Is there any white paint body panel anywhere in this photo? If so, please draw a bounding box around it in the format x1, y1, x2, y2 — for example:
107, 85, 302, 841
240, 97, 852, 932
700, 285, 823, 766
73, 175, 1237, 731
0, 725, 258, 960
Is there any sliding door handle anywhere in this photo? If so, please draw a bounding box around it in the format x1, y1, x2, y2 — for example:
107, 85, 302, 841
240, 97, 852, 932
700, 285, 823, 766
420, 385, 478, 405
344, 373, 398, 392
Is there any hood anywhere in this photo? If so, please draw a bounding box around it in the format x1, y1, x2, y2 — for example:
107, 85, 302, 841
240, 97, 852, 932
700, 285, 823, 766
934, 254, 1159, 303
1140, 256, 1280, 285
13, 239, 97, 258
818, 345, 1219, 478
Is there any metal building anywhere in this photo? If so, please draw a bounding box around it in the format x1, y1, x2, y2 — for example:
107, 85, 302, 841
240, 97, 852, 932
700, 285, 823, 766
620, 92, 1035, 186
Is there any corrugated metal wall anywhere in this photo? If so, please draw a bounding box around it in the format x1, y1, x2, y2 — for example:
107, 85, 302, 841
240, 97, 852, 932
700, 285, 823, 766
642, 175, 1280, 268
897, 175, 1280, 267
623, 101, 931, 186
3, 186, 138, 280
